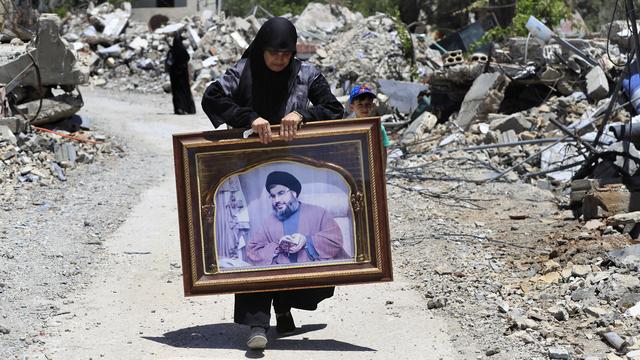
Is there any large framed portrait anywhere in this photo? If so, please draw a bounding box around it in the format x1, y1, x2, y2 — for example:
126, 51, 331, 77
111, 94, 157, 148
173, 117, 392, 295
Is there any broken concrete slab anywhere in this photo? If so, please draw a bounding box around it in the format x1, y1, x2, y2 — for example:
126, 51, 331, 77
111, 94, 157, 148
0, 125, 16, 144
488, 113, 532, 134
0, 117, 27, 134
97, 44, 122, 57
607, 211, 640, 233
583, 185, 640, 220
230, 31, 249, 49
540, 143, 583, 182
548, 346, 570, 359
0, 14, 88, 88
608, 244, 640, 268
624, 301, 640, 318
454, 72, 510, 130
498, 129, 518, 145
54, 142, 77, 166
586, 66, 610, 100
294, 2, 361, 35
128, 36, 148, 51
101, 3, 131, 38
401, 111, 438, 146
16, 93, 84, 126
155, 23, 185, 34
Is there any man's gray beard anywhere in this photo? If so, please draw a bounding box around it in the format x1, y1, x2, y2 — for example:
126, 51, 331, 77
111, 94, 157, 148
274, 198, 300, 221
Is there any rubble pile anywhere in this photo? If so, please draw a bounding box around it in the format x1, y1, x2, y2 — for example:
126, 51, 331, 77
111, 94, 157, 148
0, 120, 123, 201
308, 13, 418, 91
387, 154, 640, 358
382, 21, 639, 187
57, 2, 421, 96
0, 12, 124, 196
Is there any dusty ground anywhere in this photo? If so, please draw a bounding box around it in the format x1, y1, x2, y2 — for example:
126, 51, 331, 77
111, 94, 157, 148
1, 88, 637, 360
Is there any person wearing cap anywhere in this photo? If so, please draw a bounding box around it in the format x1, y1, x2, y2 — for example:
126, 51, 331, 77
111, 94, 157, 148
200, 17, 344, 350
201, 17, 343, 144
348, 84, 391, 167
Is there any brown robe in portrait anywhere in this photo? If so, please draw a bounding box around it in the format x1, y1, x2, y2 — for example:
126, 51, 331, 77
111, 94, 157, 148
247, 202, 349, 265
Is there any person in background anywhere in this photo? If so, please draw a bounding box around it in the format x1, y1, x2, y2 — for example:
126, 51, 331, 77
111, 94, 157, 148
410, 88, 432, 121
201, 17, 344, 351
348, 84, 390, 168
166, 32, 196, 115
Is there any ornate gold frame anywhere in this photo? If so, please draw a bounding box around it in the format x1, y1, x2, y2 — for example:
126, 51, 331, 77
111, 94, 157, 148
172, 117, 392, 295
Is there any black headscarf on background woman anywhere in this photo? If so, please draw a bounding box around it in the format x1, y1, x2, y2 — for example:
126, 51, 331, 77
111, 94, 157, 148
239, 17, 300, 123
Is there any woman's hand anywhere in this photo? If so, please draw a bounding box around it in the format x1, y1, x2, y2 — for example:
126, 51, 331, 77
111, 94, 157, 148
251, 117, 272, 144
280, 111, 303, 141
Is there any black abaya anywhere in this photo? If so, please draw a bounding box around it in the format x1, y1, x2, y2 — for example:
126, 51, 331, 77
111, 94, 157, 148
167, 35, 196, 115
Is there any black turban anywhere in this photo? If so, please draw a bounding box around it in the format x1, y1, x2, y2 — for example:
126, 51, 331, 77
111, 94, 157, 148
265, 171, 302, 196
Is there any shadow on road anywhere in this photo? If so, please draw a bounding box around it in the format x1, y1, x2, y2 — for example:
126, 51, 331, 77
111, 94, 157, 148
143, 323, 376, 352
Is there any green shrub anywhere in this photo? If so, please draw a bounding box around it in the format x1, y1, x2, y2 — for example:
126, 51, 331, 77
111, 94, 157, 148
474, 0, 570, 42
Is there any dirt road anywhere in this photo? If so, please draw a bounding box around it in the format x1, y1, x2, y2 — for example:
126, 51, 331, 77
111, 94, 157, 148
21, 89, 464, 359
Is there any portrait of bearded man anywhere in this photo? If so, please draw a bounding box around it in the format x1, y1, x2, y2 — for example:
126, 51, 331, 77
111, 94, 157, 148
246, 171, 350, 265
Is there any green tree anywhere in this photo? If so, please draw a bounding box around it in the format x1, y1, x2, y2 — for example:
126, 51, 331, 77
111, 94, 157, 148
474, 0, 570, 41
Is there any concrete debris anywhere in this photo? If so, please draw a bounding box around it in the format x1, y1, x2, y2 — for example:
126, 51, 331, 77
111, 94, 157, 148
0, 125, 17, 144
582, 185, 639, 220
401, 111, 438, 147
308, 13, 419, 88
586, 66, 610, 100
454, 73, 510, 130
548, 346, 570, 359
16, 93, 84, 126
488, 113, 532, 134
294, 3, 362, 36
602, 331, 627, 351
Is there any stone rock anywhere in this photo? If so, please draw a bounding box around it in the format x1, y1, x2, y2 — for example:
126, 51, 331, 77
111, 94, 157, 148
612, 273, 640, 289
548, 305, 569, 321
401, 111, 438, 146
572, 264, 591, 277
0, 14, 88, 88
511, 330, 535, 344
625, 301, 640, 318
586, 66, 610, 100
608, 245, 640, 270
571, 288, 597, 302
543, 260, 561, 274
454, 72, 510, 130
0, 117, 27, 134
0, 125, 16, 144
514, 316, 539, 330
0, 325, 9, 334
538, 271, 562, 284
627, 350, 640, 360
548, 346, 570, 359
585, 219, 605, 230
585, 306, 609, 318
427, 298, 447, 309
489, 113, 532, 134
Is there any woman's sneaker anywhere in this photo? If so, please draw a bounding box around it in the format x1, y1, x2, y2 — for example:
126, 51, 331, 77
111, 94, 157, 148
247, 326, 267, 350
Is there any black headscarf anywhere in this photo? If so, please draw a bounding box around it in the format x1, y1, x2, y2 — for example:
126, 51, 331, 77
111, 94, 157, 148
240, 17, 300, 123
